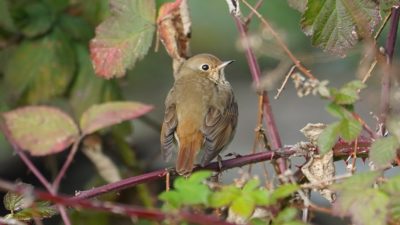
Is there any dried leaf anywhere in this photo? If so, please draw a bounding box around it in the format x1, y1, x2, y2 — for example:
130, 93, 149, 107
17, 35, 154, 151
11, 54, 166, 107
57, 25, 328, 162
90, 0, 156, 78
82, 135, 121, 183
300, 123, 326, 145
12, 202, 57, 221
301, 0, 380, 56
2, 106, 79, 156
157, 0, 191, 74
301, 151, 335, 202
80, 101, 153, 135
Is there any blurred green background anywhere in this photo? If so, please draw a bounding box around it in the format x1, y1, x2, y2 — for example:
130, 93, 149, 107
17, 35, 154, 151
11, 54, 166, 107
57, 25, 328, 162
0, 0, 397, 224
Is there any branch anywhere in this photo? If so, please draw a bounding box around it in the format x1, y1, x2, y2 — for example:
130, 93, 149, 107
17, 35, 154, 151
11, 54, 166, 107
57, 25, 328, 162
74, 137, 372, 200
379, 5, 400, 134
0, 180, 235, 225
232, 12, 286, 172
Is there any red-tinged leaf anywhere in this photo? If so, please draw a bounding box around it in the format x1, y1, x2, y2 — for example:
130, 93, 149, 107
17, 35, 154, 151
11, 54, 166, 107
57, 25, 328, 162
1, 106, 79, 156
157, 0, 191, 62
90, 0, 156, 78
80, 101, 153, 135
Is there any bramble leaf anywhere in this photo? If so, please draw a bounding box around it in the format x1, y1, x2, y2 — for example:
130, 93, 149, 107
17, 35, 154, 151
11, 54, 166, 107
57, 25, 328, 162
370, 136, 399, 168
12, 201, 57, 221
339, 118, 362, 142
2, 106, 79, 156
381, 175, 400, 195
317, 121, 341, 154
301, 0, 380, 56
90, 0, 156, 78
3, 192, 25, 212
4, 29, 75, 104
334, 80, 366, 105
80, 101, 153, 135
231, 195, 255, 219
187, 171, 212, 183
209, 186, 240, 208
332, 171, 380, 192
270, 184, 299, 203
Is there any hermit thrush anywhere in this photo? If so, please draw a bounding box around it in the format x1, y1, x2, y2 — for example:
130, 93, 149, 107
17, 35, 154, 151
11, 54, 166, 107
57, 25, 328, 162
160, 53, 238, 175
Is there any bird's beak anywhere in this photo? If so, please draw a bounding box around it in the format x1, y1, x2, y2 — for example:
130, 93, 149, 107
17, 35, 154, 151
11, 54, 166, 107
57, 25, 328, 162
217, 60, 235, 70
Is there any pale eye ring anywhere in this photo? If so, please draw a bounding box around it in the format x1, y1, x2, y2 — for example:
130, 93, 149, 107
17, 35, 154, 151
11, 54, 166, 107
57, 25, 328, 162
200, 64, 209, 71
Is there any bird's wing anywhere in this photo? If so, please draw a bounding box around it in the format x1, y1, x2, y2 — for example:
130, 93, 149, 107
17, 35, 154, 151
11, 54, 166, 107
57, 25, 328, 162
201, 89, 238, 166
160, 89, 178, 162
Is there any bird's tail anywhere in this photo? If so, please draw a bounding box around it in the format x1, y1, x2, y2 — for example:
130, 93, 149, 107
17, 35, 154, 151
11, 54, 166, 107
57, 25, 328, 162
176, 131, 203, 176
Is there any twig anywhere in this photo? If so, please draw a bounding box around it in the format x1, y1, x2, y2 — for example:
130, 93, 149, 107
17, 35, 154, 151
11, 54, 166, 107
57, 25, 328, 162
233, 13, 286, 173
0, 180, 235, 225
374, 11, 392, 40
241, 0, 316, 80
361, 59, 377, 84
57, 205, 71, 225
52, 136, 83, 193
379, 5, 400, 135
244, 0, 263, 24
275, 65, 296, 99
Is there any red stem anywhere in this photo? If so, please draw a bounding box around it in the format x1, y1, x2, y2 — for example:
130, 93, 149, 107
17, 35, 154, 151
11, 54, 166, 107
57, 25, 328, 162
233, 15, 286, 172
379, 5, 400, 134
0, 180, 235, 225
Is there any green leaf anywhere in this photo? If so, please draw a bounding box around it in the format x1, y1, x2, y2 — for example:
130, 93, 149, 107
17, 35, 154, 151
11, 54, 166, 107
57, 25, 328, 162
159, 191, 181, 208
251, 189, 270, 205
42, 0, 69, 13
326, 103, 348, 119
90, 0, 156, 78
3, 192, 25, 212
209, 186, 240, 208
370, 136, 399, 168
301, 0, 380, 56
80, 101, 153, 135
389, 196, 400, 223
178, 182, 211, 205
69, 45, 122, 118
317, 122, 341, 154
270, 184, 299, 203
12, 201, 57, 221
243, 179, 260, 193
187, 171, 212, 183
59, 14, 94, 41
19, 2, 55, 37
0, 0, 16, 32
339, 118, 362, 142
2, 106, 79, 156
381, 175, 400, 195
231, 195, 255, 219
274, 207, 298, 224
332, 189, 389, 225
334, 80, 367, 105
4, 29, 76, 104
79, 0, 109, 25
332, 171, 380, 192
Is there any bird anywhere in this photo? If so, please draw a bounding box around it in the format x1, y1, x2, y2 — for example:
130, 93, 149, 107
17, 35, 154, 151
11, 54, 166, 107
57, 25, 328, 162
160, 53, 238, 176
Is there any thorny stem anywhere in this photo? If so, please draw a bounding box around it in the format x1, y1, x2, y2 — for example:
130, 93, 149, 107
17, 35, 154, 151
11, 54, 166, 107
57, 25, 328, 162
74, 138, 371, 200
380, 5, 400, 134
233, 10, 286, 173
0, 121, 72, 225
0, 180, 235, 225
241, 0, 316, 80
52, 136, 83, 193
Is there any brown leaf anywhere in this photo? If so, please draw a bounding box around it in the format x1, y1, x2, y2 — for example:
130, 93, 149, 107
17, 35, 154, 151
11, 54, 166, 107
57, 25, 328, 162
1, 106, 79, 156
157, 0, 191, 70
80, 101, 153, 135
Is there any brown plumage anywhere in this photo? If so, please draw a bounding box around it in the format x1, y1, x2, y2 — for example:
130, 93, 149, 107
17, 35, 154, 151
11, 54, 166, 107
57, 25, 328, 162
160, 54, 238, 175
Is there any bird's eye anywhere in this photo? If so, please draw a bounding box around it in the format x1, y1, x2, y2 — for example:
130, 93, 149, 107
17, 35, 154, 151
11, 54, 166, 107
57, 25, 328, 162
200, 64, 209, 71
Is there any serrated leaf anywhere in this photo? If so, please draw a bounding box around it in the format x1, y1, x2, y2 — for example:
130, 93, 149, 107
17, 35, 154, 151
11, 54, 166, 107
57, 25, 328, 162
69, 45, 122, 118
301, 0, 380, 56
3, 192, 25, 212
159, 190, 181, 208
12, 201, 57, 221
339, 118, 362, 142
370, 136, 399, 168
326, 103, 350, 119
209, 186, 240, 208
317, 122, 341, 154
18, 2, 55, 37
187, 171, 212, 183
80, 101, 153, 135
2, 106, 79, 156
231, 195, 255, 219
4, 29, 75, 104
177, 182, 211, 205
90, 0, 156, 78
334, 80, 367, 105
270, 184, 299, 203
381, 175, 400, 195
251, 190, 270, 205
333, 189, 389, 225
243, 179, 260, 193
332, 171, 380, 192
